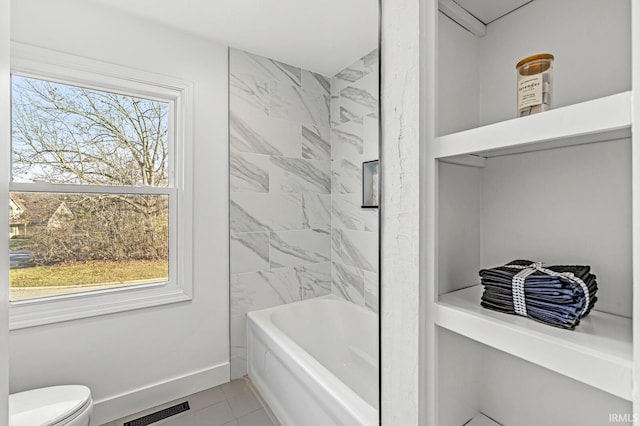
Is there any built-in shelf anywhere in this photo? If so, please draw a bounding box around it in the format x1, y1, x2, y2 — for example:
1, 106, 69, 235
429, 0, 637, 422
464, 413, 502, 426
436, 285, 633, 400
435, 92, 632, 161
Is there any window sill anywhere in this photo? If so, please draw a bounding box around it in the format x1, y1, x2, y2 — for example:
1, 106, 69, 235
9, 283, 192, 329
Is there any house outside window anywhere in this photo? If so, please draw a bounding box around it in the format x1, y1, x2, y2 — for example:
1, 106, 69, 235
9, 196, 27, 238
8, 43, 193, 329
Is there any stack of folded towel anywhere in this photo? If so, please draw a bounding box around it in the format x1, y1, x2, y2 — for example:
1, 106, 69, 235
479, 259, 598, 330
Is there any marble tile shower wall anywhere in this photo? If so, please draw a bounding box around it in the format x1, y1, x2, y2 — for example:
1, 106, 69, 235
330, 49, 379, 313
229, 49, 333, 378
229, 48, 379, 378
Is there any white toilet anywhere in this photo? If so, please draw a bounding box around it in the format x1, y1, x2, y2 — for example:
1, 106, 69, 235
9, 385, 93, 426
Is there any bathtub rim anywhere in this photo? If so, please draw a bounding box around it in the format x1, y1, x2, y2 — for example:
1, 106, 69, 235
247, 295, 379, 425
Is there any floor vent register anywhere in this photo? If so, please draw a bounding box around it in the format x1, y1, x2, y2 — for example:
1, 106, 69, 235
123, 401, 191, 426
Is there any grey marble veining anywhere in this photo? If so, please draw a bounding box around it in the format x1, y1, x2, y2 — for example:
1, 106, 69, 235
332, 64, 365, 95
358, 71, 380, 102
230, 48, 301, 87
330, 95, 341, 127
332, 158, 361, 194
338, 86, 378, 120
230, 198, 265, 233
332, 195, 363, 231
229, 48, 339, 382
363, 115, 380, 157
229, 49, 271, 81
230, 193, 304, 232
297, 262, 332, 299
270, 229, 331, 268
255, 262, 331, 301
229, 73, 270, 116
230, 231, 269, 274
273, 60, 302, 86
363, 49, 379, 75
270, 157, 331, 193
332, 194, 378, 232
339, 105, 361, 124
230, 109, 301, 157
335, 65, 364, 83
364, 271, 379, 313
302, 70, 331, 96
331, 94, 362, 127
332, 228, 378, 273
332, 260, 365, 305
332, 119, 364, 159
331, 228, 342, 267
230, 152, 269, 192
231, 268, 301, 316
331, 67, 379, 126
228, 47, 381, 384
302, 193, 331, 230
302, 125, 331, 160
230, 110, 276, 154
270, 83, 330, 126
329, 50, 380, 318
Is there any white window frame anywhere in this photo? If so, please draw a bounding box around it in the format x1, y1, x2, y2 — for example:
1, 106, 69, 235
8, 43, 194, 329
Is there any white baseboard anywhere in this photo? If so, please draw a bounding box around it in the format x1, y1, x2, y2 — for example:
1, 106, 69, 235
91, 362, 230, 425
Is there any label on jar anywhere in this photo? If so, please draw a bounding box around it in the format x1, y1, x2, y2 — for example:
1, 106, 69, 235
517, 75, 543, 110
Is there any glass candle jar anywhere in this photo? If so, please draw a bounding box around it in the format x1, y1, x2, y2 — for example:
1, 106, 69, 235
516, 53, 554, 117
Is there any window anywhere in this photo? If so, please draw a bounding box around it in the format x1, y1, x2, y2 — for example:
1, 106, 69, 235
9, 43, 193, 328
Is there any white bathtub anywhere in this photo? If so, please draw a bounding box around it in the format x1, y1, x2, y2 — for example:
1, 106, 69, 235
247, 295, 379, 426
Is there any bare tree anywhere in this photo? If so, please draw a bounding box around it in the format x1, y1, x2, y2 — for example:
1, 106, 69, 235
12, 76, 168, 189
11, 76, 170, 264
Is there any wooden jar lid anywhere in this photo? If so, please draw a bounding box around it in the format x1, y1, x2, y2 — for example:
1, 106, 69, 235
516, 53, 554, 69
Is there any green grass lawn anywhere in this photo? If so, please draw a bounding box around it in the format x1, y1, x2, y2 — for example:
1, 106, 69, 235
9, 237, 31, 250
10, 259, 168, 287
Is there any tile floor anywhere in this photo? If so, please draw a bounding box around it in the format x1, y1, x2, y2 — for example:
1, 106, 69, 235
101, 377, 280, 426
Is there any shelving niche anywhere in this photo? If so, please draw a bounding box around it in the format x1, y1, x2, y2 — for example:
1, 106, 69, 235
424, 0, 637, 425
438, 328, 632, 426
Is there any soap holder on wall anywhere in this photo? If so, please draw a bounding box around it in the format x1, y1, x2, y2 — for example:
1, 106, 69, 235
362, 160, 379, 208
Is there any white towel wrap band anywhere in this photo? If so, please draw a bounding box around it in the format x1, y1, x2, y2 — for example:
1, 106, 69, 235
504, 261, 591, 318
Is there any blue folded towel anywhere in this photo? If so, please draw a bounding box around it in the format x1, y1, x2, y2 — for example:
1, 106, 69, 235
479, 259, 598, 330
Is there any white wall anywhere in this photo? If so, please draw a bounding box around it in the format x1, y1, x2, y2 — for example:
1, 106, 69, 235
478, 0, 630, 127
0, 2, 11, 425
9, 0, 229, 424
437, 12, 479, 136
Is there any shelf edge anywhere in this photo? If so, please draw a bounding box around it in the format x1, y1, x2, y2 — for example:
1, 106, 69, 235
435, 301, 633, 400
435, 92, 632, 159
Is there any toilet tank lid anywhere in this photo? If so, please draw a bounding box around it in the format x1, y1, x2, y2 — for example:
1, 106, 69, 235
9, 385, 92, 426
